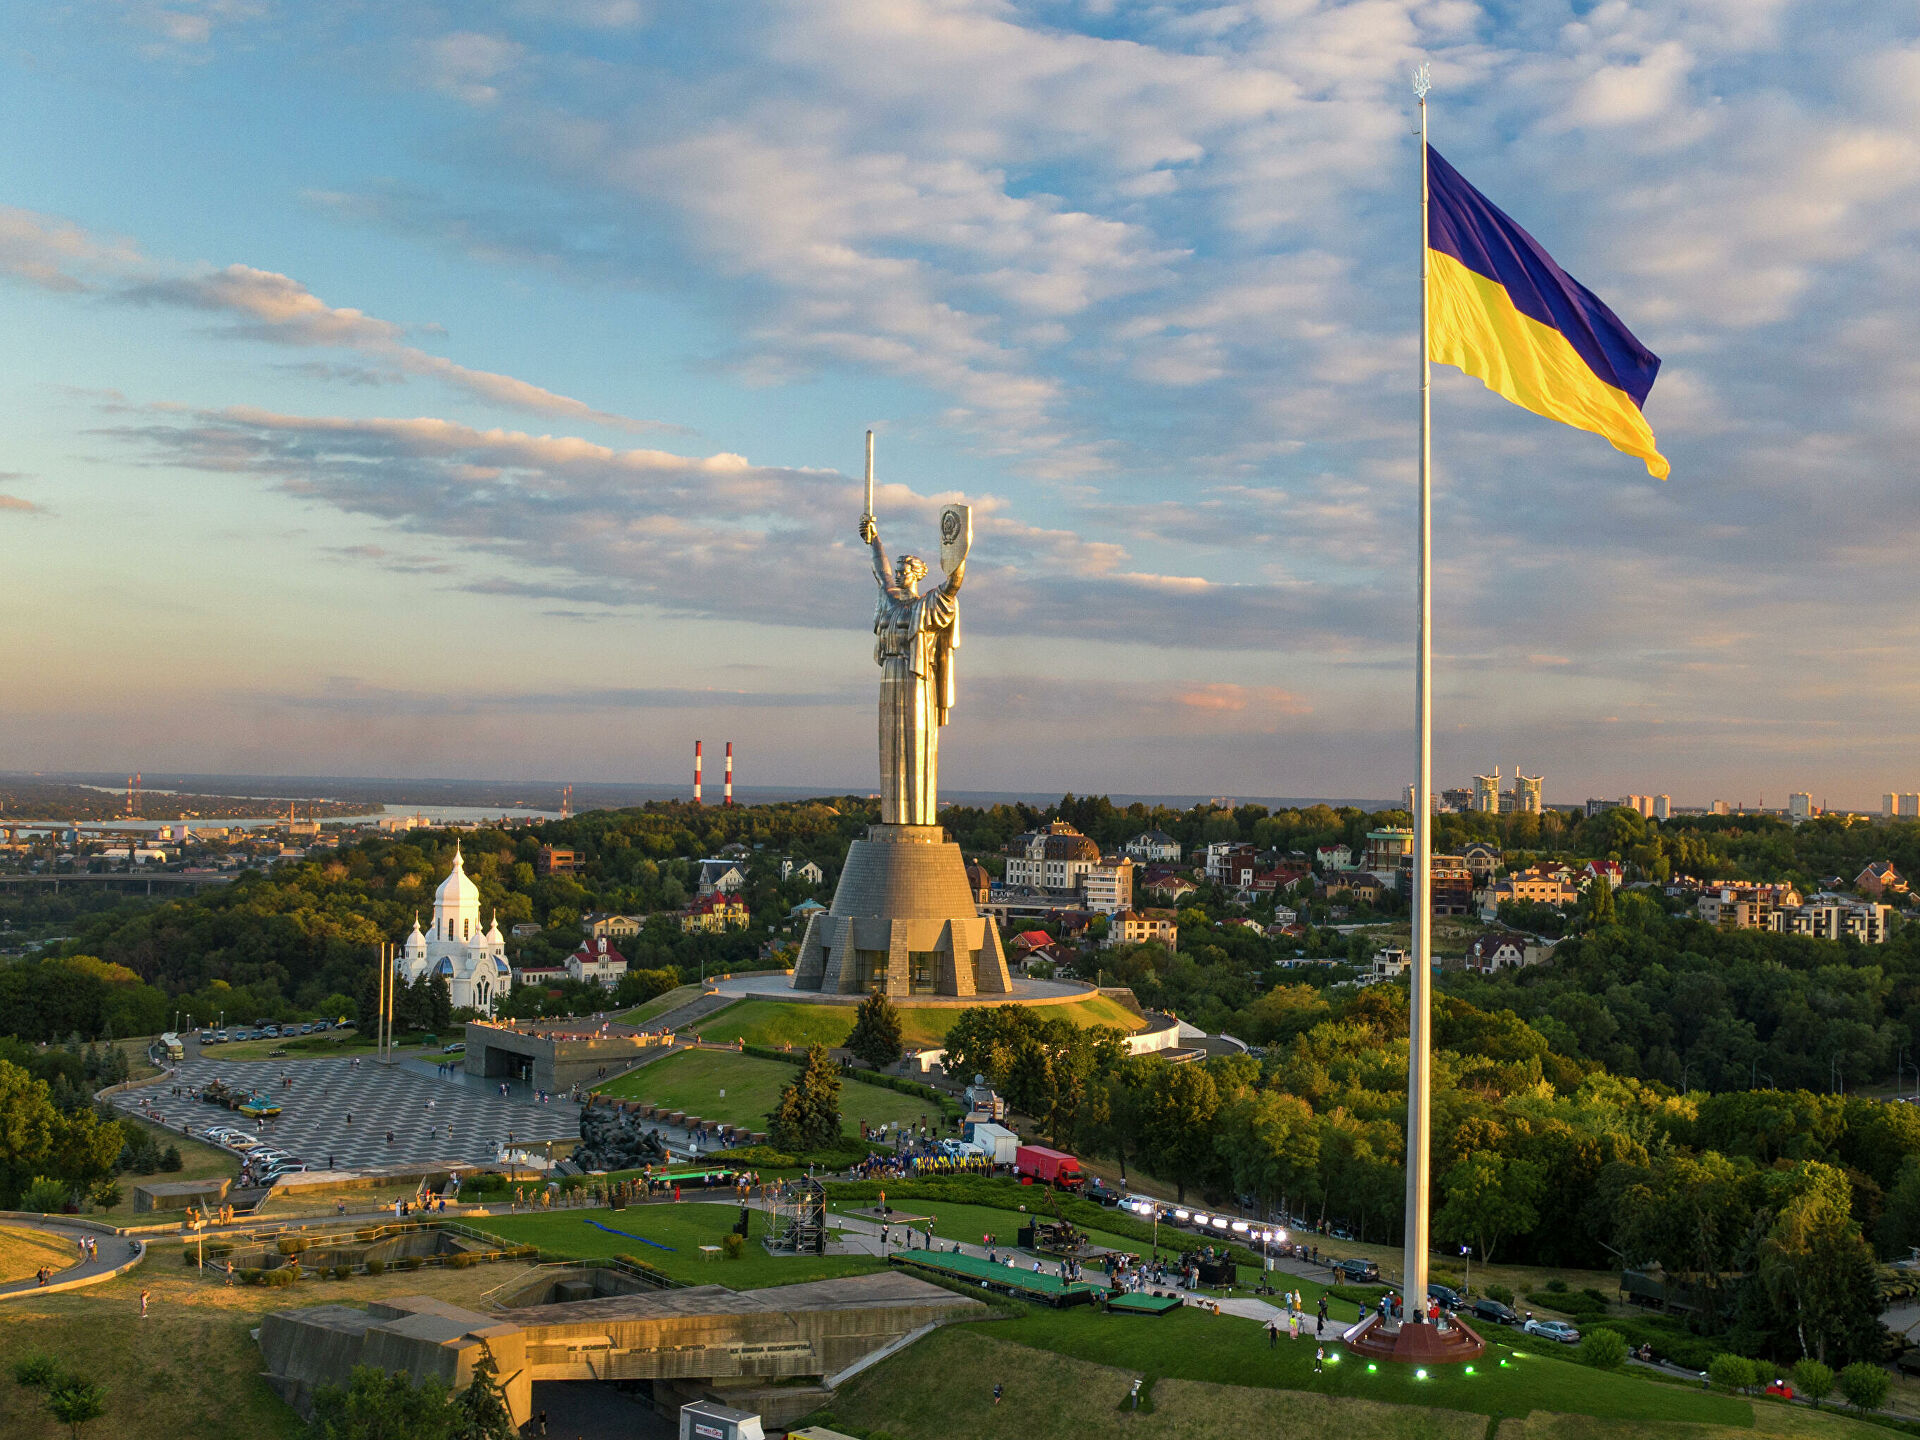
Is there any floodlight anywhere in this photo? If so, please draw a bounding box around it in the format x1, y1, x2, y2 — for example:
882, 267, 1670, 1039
1416, 1369, 1428, 1380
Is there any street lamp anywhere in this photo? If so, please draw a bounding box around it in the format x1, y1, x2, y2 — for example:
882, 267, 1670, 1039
1460, 1244, 1472, 1299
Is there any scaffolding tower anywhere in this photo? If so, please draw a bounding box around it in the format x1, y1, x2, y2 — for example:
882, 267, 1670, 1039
763, 1177, 828, 1256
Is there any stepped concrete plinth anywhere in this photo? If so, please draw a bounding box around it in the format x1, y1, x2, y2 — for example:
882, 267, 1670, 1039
791, 824, 1010, 998
1342, 1314, 1486, 1365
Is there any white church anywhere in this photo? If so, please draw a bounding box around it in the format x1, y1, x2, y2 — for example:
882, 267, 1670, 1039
398, 844, 511, 1014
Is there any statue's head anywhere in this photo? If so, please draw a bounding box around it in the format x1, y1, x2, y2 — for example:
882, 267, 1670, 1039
895, 554, 928, 588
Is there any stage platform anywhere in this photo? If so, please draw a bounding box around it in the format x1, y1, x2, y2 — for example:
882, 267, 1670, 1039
888, 1250, 1102, 1307
1107, 1292, 1182, 1315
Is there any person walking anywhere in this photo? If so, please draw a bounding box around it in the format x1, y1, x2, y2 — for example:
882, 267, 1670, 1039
1266, 1316, 1279, 1348
1314, 1345, 1325, 1374
140, 1289, 149, 1319
992, 1382, 1003, 1406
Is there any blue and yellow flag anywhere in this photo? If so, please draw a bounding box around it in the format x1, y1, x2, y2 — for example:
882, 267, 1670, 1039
1427, 145, 1667, 479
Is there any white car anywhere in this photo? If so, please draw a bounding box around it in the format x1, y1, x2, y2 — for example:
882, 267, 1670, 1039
226, 1135, 262, 1152
1523, 1319, 1581, 1344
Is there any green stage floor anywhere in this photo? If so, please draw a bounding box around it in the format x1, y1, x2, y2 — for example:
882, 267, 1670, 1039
890, 1250, 1104, 1306
1107, 1292, 1183, 1314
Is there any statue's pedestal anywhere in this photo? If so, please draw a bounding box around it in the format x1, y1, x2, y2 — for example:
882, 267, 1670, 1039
791, 824, 1011, 998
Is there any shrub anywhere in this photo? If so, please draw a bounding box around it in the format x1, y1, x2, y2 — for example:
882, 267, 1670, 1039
447, 1253, 474, 1269
719, 1145, 800, 1168
1580, 1287, 1609, 1308
20, 1176, 69, 1214
1708, 1354, 1756, 1394
1837, 1362, 1891, 1413
332, 1265, 352, 1280
722, 1233, 745, 1260
14, 1354, 62, 1388
1583, 1319, 1720, 1372
1485, 1284, 1514, 1306
612, 1252, 672, 1281
277, 1238, 309, 1256
88, 1180, 123, 1211
1543, 1278, 1568, 1294
400, 1256, 424, 1271
1579, 1329, 1628, 1370
265, 1268, 296, 1287
364, 1258, 385, 1276
159, 1145, 183, 1173
1792, 1358, 1835, 1407
240, 1269, 264, 1285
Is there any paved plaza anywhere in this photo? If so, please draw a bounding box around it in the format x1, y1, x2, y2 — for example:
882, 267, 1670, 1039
112, 1050, 580, 1173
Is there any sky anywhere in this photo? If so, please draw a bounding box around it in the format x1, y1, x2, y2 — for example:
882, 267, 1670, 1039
1, 1, 1917, 810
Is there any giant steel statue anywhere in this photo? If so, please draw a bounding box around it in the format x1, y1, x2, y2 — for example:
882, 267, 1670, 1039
857, 431, 970, 828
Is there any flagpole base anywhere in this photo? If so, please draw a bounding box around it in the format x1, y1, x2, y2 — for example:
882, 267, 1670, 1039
1342, 1314, 1486, 1365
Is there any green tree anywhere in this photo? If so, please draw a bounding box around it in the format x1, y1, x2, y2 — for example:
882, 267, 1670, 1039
1752, 1162, 1882, 1365
1579, 1329, 1628, 1369
306, 1364, 454, 1440
20, 1176, 68, 1213
45, 1374, 107, 1440
1708, 1353, 1756, 1394
1791, 1358, 1835, 1408
1130, 1059, 1220, 1202
1836, 1361, 1891, 1412
1434, 1152, 1542, 1264
767, 1045, 841, 1152
447, 1346, 515, 1440
845, 992, 905, 1070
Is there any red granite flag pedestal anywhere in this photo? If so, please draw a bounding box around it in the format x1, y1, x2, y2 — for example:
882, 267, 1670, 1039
1342, 1313, 1486, 1365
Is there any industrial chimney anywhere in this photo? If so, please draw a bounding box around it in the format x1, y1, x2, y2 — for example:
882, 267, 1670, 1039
725, 742, 734, 806
694, 741, 703, 804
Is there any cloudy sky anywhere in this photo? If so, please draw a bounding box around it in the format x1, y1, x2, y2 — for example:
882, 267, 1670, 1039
1, 0, 1915, 808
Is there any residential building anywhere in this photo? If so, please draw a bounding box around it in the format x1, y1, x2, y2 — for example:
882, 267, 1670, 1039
779, 858, 826, 886
1270, 904, 1299, 928
1107, 908, 1178, 950
1122, 830, 1183, 863
680, 894, 749, 933
1398, 852, 1473, 914
1005, 820, 1103, 894
1404, 784, 1442, 813
696, 859, 747, 897
1204, 841, 1260, 887
1511, 771, 1544, 815
1370, 948, 1410, 980
1315, 843, 1358, 873
1619, 795, 1654, 818
1363, 827, 1414, 877
1461, 842, 1502, 885
1788, 792, 1814, 821
1775, 896, 1891, 944
1488, 865, 1580, 910
1653, 795, 1672, 821
1319, 873, 1384, 905
1145, 874, 1197, 904
1473, 770, 1500, 813
510, 922, 542, 940
510, 961, 567, 988
1697, 884, 1802, 931
1582, 860, 1624, 891
1585, 798, 1614, 818
534, 846, 581, 876
1080, 856, 1134, 916
582, 913, 644, 940
1857, 862, 1907, 898
1464, 932, 1547, 973
566, 936, 629, 989
1440, 787, 1475, 812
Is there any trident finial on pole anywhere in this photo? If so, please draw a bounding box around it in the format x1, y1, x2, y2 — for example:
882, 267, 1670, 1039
1413, 61, 1431, 101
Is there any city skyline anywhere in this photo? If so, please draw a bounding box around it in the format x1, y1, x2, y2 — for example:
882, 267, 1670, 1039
4, 4, 1918, 804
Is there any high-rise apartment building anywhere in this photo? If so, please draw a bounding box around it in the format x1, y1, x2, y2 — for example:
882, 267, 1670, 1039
1653, 795, 1671, 820
1788, 792, 1814, 821
1473, 769, 1501, 813
1512, 771, 1543, 815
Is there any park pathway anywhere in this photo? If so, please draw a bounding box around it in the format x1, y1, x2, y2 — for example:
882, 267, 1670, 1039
0, 1219, 146, 1301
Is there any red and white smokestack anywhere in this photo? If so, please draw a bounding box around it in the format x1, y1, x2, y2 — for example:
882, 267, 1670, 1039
694, 741, 703, 804
724, 742, 733, 806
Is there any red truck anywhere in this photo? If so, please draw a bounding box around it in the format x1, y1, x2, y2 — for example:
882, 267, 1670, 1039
1014, 1144, 1084, 1190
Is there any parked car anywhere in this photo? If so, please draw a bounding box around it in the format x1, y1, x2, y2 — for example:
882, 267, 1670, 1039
1332, 1257, 1381, 1283
261, 1026, 281, 1038
336, 1019, 355, 1029
312, 1021, 331, 1032
1894, 1348, 1920, 1377
443, 1042, 465, 1053
1471, 1299, 1518, 1326
1427, 1282, 1462, 1310
1523, 1319, 1581, 1344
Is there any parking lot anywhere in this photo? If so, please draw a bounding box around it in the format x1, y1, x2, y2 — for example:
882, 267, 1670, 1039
115, 1044, 580, 1175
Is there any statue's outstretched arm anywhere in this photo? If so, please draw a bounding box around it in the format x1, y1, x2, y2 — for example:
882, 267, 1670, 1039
859, 513, 889, 590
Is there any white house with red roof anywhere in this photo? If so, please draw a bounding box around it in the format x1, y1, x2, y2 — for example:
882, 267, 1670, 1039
567, 935, 629, 989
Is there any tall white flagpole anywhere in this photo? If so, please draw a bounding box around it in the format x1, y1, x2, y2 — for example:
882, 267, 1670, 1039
1403, 61, 1434, 1330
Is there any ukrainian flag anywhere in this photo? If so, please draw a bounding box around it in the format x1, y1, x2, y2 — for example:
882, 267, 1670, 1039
1427, 145, 1668, 479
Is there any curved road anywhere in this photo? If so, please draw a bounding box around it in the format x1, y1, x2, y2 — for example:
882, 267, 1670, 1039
0, 1219, 146, 1301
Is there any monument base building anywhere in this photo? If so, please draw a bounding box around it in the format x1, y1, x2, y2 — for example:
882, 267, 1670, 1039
791, 823, 1011, 997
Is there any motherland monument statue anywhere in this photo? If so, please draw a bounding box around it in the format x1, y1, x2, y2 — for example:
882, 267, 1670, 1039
790, 432, 1012, 999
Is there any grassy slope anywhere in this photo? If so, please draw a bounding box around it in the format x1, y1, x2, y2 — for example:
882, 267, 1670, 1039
477, 1201, 886, 1289
616, 985, 707, 1026
592, 1048, 935, 1135
0, 1226, 83, 1283
822, 1326, 1490, 1440
691, 993, 1146, 1050
977, 1305, 1749, 1426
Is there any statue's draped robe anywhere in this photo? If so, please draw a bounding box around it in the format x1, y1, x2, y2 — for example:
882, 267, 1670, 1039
874, 579, 958, 827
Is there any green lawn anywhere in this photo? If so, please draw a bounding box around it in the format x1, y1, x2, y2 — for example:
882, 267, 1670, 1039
691, 994, 1146, 1050
978, 1305, 1750, 1426
593, 1047, 937, 1136
91, 1114, 239, 1223
616, 985, 706, 1026
476, 1201, 887, 1289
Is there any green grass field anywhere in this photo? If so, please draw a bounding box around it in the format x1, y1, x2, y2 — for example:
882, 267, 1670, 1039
690, 993, 1146, 1050
593, 1047, 938, 1136
90, 1115, 239, 1223
477, 1201, 887, 1289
